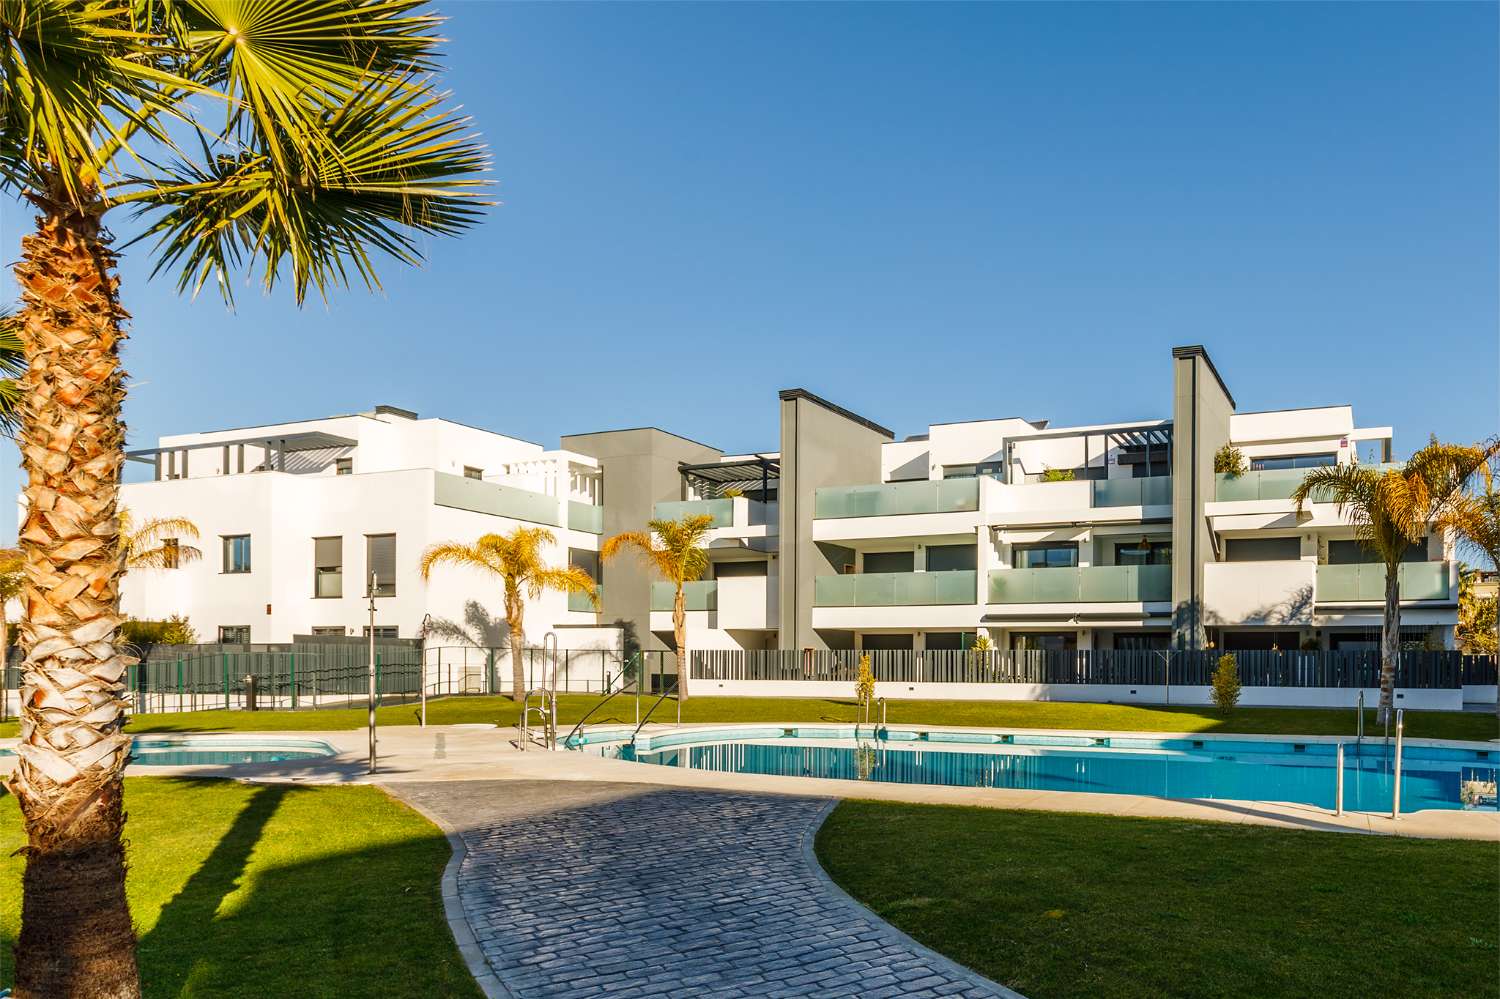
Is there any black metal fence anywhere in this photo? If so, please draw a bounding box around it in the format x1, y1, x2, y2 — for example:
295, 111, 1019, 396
691, 648, 1493, 690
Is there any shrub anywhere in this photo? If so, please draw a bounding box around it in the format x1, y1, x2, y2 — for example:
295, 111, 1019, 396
162, 614, 198, 645
120, 615, 198, 647
1213, 443, 1246, 476
855, 653, 876, 711
1040, 466, 1076, 482
969, 633, 993, 654
1211, 653, 1241, 710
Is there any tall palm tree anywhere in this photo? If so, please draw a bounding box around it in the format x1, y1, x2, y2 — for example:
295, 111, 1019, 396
1436, 454, 1500, 712
1, 546, 21, 721
1293, 440, 1498, 722
602, 514, 713, 701
118, 509, 201, 570
1, 4, 486, 994
420, 528, 597, 701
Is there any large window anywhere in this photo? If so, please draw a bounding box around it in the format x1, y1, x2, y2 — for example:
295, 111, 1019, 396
1327, 539, 1427, 564
863, 551, 915, 574
926, 544, 977, 572
366, 534, 396, 596
1010, 632, 1077, 652
1114, 631, 1170, 651
1224, 536, 1301, 562
314, 537, 342, 598
1114, 541, 1172, 566
221, 535, 251, 573
1012, 544, 1078, 569
861, 634, 914, 651
713, 559, 767, 578
569, 548, 601, 584
218, 625, 250, 644
1250, 454, 1336, 471
923, 632, 977, 651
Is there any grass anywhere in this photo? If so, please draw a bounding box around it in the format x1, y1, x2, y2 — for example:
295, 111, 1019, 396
816, 800, 1500, 999
0, 778, 481, 998
3, 694, 1494, 742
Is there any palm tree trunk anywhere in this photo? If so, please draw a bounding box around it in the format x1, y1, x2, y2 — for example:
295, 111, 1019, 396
673, 585, 689, 702
12, 200, 141, 997
1493, 591, 1498, 721
1379, 565, 1400, 725
509, 621, 528, 702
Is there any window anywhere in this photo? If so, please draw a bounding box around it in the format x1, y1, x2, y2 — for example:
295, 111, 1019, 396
162, 537, 180, 570
926, 544, 977, 572
335, 457, 353, 475
314, 537, 342, 598
218, 625, 251, 644
310, 626, 347, 636
712, 559, 768, 578
1114, 631, 1170, 651
222, 535, 251, 573
861, 633, 914, 651
569, 548, 602, 584
1221, 630, 1301, 651
1012, 544, 1078, 569
1328, 539, 1427, 564
463, 466, 483, 480
923, 632, 977, 651
1224, 536, 1301, 562
1010, 632, 1076, 652
1114, 541, 1172, 566
362, 625, 399, 639
366, 534, 396, 596
863, 551, 915, 574
1250, 454, 1336, 471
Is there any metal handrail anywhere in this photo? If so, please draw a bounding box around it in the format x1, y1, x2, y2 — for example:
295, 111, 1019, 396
519, 686, 556, 750
562, 685, 630, 749
631, 679, 680, 743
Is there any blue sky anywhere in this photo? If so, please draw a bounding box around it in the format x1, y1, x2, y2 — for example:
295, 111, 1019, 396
1, 2, 1495, 509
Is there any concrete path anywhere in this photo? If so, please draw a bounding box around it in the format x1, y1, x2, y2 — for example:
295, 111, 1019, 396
391, 780, 1019, 999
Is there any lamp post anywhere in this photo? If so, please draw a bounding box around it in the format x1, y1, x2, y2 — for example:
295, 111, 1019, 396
367, 573, 378, 774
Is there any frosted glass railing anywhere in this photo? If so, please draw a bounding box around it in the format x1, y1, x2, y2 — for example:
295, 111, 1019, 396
651, 580, 718, 611
988, 564, 1171, 604
568, 586, 600, 613
813, 570, 977, 607
568, 501, 604, 534
653, 498, 734, 528
1091, 477, 1172, 507
434, 472, 560, 526
1316, 562, 1449, 602
814, 479, 980, 519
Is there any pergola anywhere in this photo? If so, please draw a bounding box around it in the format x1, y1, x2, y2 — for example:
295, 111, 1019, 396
677, 455, 779, 501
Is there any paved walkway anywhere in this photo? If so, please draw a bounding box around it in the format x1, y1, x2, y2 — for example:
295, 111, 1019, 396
391, 780, 1018, 999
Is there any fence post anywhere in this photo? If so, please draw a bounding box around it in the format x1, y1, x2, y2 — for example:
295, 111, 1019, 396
222, 653, 229, 710
176, 658, 183, 709
290, 653, 297, 709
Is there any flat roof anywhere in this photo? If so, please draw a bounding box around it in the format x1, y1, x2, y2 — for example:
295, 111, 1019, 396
778, 388, 894, 439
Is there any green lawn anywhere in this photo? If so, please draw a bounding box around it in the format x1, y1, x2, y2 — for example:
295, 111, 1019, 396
816, 800, 1500, 999
0, 778, 480, 998
3, 693, 1494, 742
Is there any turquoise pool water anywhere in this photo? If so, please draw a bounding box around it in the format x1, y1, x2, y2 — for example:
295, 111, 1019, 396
0, 737, 337, 767
599, 728, 1498, 813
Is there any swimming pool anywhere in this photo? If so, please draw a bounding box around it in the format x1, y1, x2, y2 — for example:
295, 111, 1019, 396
0, 736, 338, 767
581, 726, 1499, 814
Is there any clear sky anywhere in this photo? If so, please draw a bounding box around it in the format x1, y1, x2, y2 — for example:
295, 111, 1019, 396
1, 2, 1496, 511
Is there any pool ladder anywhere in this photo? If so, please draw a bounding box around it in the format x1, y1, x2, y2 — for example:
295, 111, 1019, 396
519, 687, 557, 750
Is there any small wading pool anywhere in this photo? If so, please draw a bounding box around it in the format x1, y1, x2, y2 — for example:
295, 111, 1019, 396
1, 736, 338, 767
573, 726, 1499, 814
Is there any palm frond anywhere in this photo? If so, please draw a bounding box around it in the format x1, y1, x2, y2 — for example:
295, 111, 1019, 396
0, 305, 22, 438
603, 515, 714, 585
530, 566, 598, 606
419, 539, 500, 580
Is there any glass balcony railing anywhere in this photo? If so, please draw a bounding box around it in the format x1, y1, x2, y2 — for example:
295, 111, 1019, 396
1091, 476, 1172, 507
650, 580, 718, 612
434, 471, 561, 526
813, 570, 976, 607
568, 586, 600, 613
1214, 463, 1402, 503
567, 501, 604, 534
653, 498, 734, 528
814, 479, 980, 519
1315, 562, 1450, 602
988, 564, 1172, 604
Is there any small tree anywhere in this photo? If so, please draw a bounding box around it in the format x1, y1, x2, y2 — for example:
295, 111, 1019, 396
1211, 653, 1241, 710
1040, 466, 1076, 482
603, 514, 713, 701
855, 653, 876, 719
1214, 443, 1247, 476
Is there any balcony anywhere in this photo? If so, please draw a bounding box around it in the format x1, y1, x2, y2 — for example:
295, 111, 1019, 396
654, 498, 734, 528
814, 479, 979, 519
988, 564, 1171, 604
650, 580, 719, 611
813, 570, 976, 607
567, 501, 603, 534
1316, 562, 1451, 603
568, 586, 600, 613
434, 471, 562, 526
1213, 463, 1402, 503
1091, 476, 1171, 507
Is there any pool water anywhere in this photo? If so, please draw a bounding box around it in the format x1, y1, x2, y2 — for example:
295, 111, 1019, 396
0, 737, 337, 767
601, 730, 1498, 814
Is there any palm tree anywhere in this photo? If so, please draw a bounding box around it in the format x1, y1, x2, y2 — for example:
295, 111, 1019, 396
1436, 454, 1500, 713
0, 307, 21, 438
420, 528, 597, 701
602, 514, 713, 701
118, 509, 201, 570
1293, 440, 1498, 722
1, 5, 486, 994
1, 546, 22, 721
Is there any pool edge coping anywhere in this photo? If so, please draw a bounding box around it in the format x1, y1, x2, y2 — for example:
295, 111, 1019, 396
802, 797, 1028, 999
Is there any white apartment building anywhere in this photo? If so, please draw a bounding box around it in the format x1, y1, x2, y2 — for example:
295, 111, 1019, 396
107, 346, 1461, 670
117, 405, 610, 653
